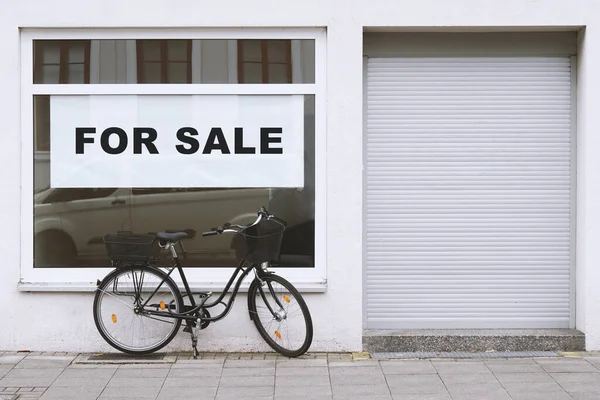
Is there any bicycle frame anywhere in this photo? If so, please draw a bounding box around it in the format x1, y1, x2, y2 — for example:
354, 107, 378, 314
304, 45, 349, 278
135, 255, 267, 324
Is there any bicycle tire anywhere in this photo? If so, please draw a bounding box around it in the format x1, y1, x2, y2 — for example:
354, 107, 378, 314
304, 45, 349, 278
248, 273, 313, 357
93, 265, 184, 355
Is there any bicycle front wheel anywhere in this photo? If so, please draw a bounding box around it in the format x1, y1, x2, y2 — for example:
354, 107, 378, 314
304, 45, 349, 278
93, 266, 183, 355
248, 273, 313, 357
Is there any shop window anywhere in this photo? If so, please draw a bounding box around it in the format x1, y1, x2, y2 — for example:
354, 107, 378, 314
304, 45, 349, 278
33, 40, 90, 84
238, 40, 292, 83
137, 40, 192, 83
25, 30, 324, 289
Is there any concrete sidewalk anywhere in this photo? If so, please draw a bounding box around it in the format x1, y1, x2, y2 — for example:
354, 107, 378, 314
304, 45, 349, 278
1, 351, 599, 400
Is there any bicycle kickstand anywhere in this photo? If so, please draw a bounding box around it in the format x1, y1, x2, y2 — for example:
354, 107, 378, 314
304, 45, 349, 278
191, 317, 201, 359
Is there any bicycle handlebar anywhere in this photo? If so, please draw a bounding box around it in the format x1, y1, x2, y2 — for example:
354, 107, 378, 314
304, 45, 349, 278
201, 206, 273, 237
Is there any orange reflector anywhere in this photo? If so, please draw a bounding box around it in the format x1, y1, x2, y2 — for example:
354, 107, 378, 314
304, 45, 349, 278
160, 301, 166, 310
283, 295, 290, 303
275, 330, 281, 339
111, 314, 117, 323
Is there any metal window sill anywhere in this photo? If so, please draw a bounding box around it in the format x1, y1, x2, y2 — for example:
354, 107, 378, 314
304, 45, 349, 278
17, 281, 327, 293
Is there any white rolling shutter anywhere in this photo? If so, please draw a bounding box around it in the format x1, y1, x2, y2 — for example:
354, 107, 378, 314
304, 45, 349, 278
365, 57, 573, 329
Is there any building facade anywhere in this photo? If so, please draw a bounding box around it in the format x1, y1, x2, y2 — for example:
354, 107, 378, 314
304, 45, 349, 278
1, 0, 600, 352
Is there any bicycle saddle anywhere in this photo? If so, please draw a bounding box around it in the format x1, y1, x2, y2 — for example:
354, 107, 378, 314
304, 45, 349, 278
156, 231, 188, 243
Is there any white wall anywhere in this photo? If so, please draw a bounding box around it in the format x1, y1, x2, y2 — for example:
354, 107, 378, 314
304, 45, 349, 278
1, 0, 600, 352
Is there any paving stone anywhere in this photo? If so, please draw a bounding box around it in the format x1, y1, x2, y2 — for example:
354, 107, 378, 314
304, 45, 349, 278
439, 371, 499, 384
18, 388, 34, 392
0, 377, 58, 387
3, 369, 63, 379
58, 368, 117, 378
163, 376, 220, 387
276, 375, 330, 386
328, 366, 382, 376
448, 393, 511, 400
509, 392, 572, 400
432, 361, 490, 374
380, 360, 437, 375
39, 386, 103, 400
485, 363, 546, 373
223, 360, 275, 368
216, 386, 274, 397
445, 382, 508, 396
503, 381, 566, 393
561, 382, 600, 393
167, 367, 222, 377
15, 356, 75, 369
276, 359, 328, 368
494, 372, 554, 383
390, 395, 452, 400
156, 386, 218, 399
0, 356, 26, 365
51, 376, 111, 388
0, 368, 11, 379
113, 367, 170, 378
570, 394, 600, 400
328, 361, 380, 368
105, 377, 165, 388
387, 375, 448, 395
98, 386, 161, 399
536, 360, 599, 373
333, 395, 391, 400
276, 367, 329, 376
0, 395, 19, 400
219, 375, 275, 387
330, 373, 387, 386
221, 367, 274, 376
276, 396, 332, 400
550, 372, 600, 384
330, 384, 389, 397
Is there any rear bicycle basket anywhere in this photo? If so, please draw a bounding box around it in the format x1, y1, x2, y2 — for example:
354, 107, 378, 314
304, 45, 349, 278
103, 233, 159, 264
232, 218, 286, 264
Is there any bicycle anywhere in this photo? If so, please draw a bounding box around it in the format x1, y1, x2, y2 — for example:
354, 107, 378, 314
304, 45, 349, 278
92, 206, 313, 358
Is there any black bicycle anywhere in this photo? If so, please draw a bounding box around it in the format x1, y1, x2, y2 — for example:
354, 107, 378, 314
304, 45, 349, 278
92, 206, 313, 358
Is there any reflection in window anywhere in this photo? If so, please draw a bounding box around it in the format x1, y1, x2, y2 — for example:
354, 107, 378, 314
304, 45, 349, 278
33, 40, 90, 84
33, 94, 316, 269
137, 40, 192, 83
32, 39, 314, 84
238, 40, 292, 83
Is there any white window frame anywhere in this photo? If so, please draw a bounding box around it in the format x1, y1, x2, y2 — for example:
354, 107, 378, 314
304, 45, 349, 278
19, 27, 327, 293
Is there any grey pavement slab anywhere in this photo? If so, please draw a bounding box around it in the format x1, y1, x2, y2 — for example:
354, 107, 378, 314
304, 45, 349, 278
105, 377, 165, 388
156, 386, 217, 400
58, 368, 117, 378
494, 372, 555, 383
330, 384, 389, 397
432, 360, 491, 374
0, 355, 26, 364
509, 392, 572, 400
98, 385, 161, 399
550, 372, 600, 383
276, 374, 330, 386
50, 376, 111, 388
386, 375, 448, 395
276, 359, 328, 368
276, 366, 329, 376
162, 376, 220, 387
330, 372, 387, 386
276, 385, 333, 397
570, 394, 600, 400
380, 360, 437, 374
216, 386, 274, 397
15, 356, 74, 369
328, 366, 383, 376
219, 375, 275, 387
222, 366, 274, 376
391, 395, 451, 400
40, 386, 104, 400
168, 367, 222, 377
224, 360, 275, 368
485, 362, 546, 373
536, 359, 599, 373
333, 395, 391, 400
439, 371, 498, 384
112, 367, 170, 378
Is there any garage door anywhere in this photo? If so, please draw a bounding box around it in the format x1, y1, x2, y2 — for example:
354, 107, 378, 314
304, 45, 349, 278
365, 55, 574, 329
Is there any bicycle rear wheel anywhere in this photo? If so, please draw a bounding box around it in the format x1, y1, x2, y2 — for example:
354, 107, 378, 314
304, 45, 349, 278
248, 273, 313, 357
93, 266, 183, 355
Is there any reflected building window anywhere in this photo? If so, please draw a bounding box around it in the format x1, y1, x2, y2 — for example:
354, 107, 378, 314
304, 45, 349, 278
238, 40, 292, 83
34, 40, 90, 84
137, 40, 192, 83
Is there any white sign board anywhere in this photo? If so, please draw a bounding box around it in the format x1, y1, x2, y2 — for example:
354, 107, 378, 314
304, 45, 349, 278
50, 95, 305, 188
